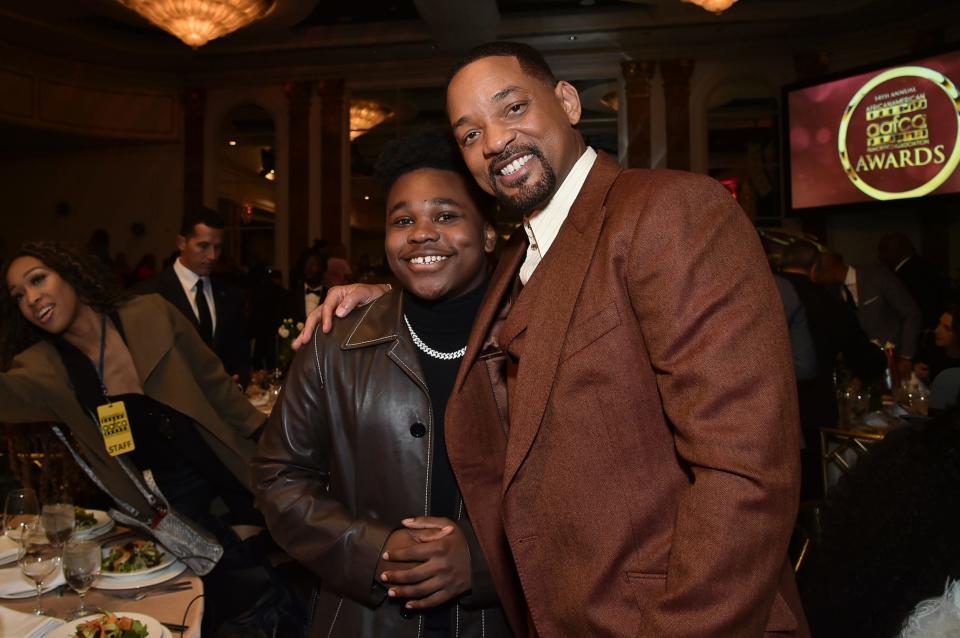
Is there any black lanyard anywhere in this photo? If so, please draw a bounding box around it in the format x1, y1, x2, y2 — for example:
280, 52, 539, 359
96, 312, 109, 398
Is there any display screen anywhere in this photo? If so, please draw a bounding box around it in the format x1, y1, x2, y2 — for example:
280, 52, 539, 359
786, 49, 960, 210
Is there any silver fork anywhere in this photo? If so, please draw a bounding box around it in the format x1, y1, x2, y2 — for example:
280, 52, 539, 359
113, 582, 193, 600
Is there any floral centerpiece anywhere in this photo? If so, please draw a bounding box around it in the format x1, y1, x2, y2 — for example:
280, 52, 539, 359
276, 318, 304, 372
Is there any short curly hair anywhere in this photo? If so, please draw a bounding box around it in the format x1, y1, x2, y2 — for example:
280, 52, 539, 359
373, 128, 496, 225
1, 241, 126, 368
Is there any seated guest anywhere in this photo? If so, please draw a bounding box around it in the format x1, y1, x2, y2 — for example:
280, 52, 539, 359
135, 207, 250, 382
797, 408, 960, 638
253, 130, 511, 638
288, 249, 327, 324
0, 241, 274, 633
914, 306, 960, 385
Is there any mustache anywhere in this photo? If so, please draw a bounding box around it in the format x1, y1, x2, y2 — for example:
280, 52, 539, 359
487, 144, 545, 181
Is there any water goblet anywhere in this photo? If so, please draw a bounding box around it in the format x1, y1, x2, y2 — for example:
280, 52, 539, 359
4, 488, 39, 544
62, 539, 101, 619
18, 532, 60, 616
41, 502, 75, 550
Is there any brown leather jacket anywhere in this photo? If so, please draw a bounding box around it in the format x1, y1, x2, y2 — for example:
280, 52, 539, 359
253, 289, 511, 638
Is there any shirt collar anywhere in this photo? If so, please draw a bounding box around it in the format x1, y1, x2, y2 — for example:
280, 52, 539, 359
524, 147, 597, 257
173, 257, 202, 289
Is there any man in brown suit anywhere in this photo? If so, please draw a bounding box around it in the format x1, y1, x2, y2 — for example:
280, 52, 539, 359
306, 42, 808, 637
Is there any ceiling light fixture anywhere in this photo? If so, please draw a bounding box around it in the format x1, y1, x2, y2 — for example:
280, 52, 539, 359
350, 100, 394, 141
682, 0, 737, 14
116, 0, 273, 48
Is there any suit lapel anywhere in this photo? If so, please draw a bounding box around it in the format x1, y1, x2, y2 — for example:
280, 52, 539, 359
453, 230, 528, 392
118, 298, 174, 383
159, 268, 199, 329
212, 279, 225, 347
501, 153, 622, 493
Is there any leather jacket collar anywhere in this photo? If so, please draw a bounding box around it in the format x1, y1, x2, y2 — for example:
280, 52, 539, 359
341, 288, 403, 351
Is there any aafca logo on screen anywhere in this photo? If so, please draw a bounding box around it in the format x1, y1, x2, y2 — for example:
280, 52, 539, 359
838, 66, 960, 200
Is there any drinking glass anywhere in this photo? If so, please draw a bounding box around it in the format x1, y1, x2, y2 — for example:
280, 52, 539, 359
4, 488, 40, 544
18, 532, 60, 616
62, 540, 101, 618
41, 502, 75, 549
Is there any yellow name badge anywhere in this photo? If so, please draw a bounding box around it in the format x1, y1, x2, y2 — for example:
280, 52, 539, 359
96, 401, 136, 457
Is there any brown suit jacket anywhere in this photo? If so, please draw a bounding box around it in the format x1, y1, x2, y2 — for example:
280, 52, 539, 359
0, 294, 263, 516
446, 153, 809, 637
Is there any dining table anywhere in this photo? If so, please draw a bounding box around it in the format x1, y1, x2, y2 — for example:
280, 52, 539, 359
1, 568, 203, 637
0, 524, 204, 638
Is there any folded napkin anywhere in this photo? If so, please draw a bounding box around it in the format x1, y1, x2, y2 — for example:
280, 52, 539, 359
0, 604, 64, 637
0, 564, 65, 598
0, 537, 17, 564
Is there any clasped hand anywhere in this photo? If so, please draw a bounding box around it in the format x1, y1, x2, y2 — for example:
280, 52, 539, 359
376, 516, 471, 610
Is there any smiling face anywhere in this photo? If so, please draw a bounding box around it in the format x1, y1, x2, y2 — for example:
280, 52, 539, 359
447, 55, 585, 215
176, 223, 224, 277
5, 255, 82, 335
385, 168, 497, 301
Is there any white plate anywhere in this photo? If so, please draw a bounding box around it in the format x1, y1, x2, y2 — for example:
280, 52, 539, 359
73, 510, 115, 540
93, 559, 186, 590
42, 611, 169, 638
99, 542, 175, 578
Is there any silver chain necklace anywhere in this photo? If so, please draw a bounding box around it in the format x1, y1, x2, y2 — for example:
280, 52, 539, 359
403, 314, 466, 360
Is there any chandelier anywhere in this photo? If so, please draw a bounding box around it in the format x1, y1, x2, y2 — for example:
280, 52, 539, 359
350, 100, 394, 141
116, 0, 273, 48
682, 0, 737, 14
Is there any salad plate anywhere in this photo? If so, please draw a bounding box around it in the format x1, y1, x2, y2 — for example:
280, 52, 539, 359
73, 508, 115, 540
42, 611, 169, 638
92, 560, 186, 590
99, 540, 174, 578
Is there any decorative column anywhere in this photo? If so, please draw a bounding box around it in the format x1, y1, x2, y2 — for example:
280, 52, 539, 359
183, 88, 206, 216
318, 79, 347, 251
621, 60, 656, 169
285, 81, 312, 274
660, 59, 695, 171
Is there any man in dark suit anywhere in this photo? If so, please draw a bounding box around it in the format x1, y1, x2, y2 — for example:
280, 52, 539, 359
878, 233, 949, 331
136, 208, 250, 381
816, 251, 921, 380
288, 249, 327, 324
780, 241, 886, 498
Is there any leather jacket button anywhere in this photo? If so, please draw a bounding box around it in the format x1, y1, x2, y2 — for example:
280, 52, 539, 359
409, 422, 426, 438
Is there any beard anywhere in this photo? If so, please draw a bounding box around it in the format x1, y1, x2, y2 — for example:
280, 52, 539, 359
487, 144, 557, 214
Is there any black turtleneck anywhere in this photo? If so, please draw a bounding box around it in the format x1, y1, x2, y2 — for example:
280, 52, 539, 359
404, 281, 487, 634
403, 280, 488, 522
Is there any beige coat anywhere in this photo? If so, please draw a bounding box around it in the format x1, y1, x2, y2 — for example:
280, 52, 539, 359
0, 293, 262, 517
446, 153, 809, 637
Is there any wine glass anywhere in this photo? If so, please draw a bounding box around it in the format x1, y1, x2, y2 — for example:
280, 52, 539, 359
62, 540, 100, 619
4, 488, 40, 544
41, 501, 75, 550
18, 532, 61, 616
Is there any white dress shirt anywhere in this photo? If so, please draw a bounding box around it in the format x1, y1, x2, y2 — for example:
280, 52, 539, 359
844, 265, 859, 306
173, 257, 217, 334
519, 147, 597, 285
304, 283, 324, 317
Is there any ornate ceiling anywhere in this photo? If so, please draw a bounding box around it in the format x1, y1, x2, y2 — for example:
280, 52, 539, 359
0, 0, 954, 85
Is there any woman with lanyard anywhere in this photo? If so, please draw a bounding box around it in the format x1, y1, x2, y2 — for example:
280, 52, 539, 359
1, 241, 267, 629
